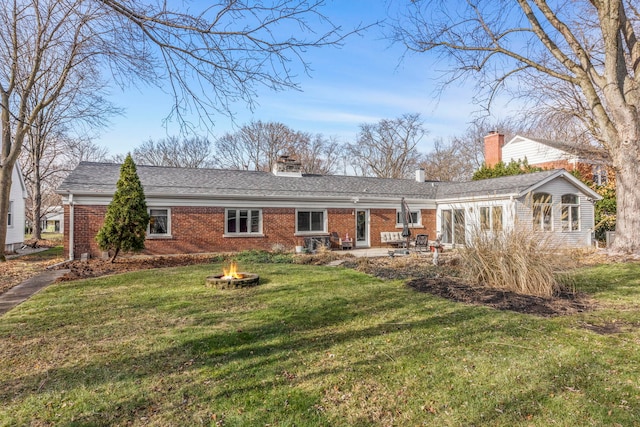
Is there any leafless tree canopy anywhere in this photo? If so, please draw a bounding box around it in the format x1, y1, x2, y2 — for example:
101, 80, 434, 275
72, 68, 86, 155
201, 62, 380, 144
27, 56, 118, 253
129, 136, 215, 168
215, 121, 303, 172
292, 134, 343, 175
392, 0, 640, 253
346, 113, 427, 179
214, 121, 342, 174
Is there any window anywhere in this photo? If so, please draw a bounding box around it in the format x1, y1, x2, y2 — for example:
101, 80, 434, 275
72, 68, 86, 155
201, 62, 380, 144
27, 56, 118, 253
297, 210, 325, 233
480, 206, 503, 232
148, 208, 170, 236
7, 201, 12, 227
441, 209, 452, 244
592, 165, 608, 186
226, 209, 261, 234
396, 210, 420, 226
533, 193, 552, 231
440, 208, 466, 245
561, 194, 580, 232
492, 206, 503, 231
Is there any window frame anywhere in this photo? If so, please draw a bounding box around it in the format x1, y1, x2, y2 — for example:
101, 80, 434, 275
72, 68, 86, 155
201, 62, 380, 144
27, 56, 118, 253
295, 209, 327, 234
532, 193, 553, 232
479, 205, 503, 232
147, 208, 171, 238
561, 194, 580, 232
395, 209, 421, 227
225, 208, 263, 236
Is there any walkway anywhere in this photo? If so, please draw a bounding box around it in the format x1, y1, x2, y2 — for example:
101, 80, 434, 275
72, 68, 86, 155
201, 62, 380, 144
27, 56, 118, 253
0, 269, 69, 316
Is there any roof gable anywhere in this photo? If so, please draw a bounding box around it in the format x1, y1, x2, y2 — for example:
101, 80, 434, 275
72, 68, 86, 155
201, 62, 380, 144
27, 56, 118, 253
436, 169, 601, 201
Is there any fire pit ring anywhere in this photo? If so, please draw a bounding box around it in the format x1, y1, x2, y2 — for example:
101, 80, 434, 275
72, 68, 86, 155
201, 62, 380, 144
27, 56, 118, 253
206, 273, 260, 289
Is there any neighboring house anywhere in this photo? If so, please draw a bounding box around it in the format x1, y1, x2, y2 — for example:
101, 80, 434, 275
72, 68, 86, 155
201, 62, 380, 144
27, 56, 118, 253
4, 164, 27, 252
484, 132, 611, 185
41, 206, 64, 233
56, 158, 601, 260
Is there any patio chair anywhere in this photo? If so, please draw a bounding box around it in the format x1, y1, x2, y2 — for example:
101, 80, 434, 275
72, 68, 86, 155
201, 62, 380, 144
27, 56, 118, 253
414, 234, 429, 252
329, 231, 342, 249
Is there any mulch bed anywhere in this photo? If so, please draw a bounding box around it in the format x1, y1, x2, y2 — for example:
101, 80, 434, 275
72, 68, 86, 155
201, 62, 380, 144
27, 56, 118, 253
54, 254, 217, 282
406, 277, 594, 317
339, 255, 595, 317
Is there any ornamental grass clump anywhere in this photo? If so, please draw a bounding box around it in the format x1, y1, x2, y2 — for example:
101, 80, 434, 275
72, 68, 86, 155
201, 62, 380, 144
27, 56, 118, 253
458, 226, 572, 297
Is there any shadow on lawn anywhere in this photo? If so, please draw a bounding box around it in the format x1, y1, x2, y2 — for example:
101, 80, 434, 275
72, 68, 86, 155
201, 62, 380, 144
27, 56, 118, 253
1, 282, 498, 422
573, 263, 640, 297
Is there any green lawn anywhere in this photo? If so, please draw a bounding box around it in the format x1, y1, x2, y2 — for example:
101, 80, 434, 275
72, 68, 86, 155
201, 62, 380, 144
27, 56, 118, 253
1, 261, 639, 426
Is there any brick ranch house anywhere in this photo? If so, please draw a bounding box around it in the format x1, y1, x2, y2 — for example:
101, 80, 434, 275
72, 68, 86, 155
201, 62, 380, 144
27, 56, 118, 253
57, 157, 601, 260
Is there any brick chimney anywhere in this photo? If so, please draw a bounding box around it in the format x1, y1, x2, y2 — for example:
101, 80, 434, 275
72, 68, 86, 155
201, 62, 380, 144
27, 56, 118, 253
484, 131, 505, 167
272, 155, 302, 177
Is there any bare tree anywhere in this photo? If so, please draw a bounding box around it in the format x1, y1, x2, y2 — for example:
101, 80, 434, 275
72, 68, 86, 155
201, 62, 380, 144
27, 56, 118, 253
18, 48, 116, 240
420, 138, 474, 182
346, 113, 427, 178
0, 0, 359, 260
62, 138, 112, 168
130, 136, 215, 168
392, 0, 640, 253
292, 133, 344, 174
215, 121, 302, 171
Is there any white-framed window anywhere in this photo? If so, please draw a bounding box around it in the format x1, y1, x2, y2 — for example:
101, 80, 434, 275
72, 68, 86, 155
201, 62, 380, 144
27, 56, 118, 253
396, 210, 420, 227
533, 193, 553, 231
148, 208, 171, 237
226, 208, 262, 235
561, 194, 580, 232
480, 206, 503, 232
296, 209, 326, 233
7, 201, 12, 227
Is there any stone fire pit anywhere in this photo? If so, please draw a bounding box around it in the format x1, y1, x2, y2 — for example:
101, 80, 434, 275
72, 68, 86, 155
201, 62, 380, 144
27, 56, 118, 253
206, 262, 260, 289
206, 268, 260, 289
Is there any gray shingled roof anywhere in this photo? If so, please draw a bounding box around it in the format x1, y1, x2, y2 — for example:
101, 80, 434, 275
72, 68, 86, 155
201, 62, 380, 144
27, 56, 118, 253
57, 162, 439, 200
56, 162, 568, 202
436, 169, 561, 199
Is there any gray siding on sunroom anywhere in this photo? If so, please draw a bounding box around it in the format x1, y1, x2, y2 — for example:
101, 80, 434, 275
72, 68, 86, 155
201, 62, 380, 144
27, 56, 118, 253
515, 177, 595, 247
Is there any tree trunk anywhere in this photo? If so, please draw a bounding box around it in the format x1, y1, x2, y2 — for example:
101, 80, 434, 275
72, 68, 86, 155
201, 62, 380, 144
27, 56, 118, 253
611, 144, 640, 254
31, 164, 42, 240
110, 247, 120, 263
0, 165, 12, 262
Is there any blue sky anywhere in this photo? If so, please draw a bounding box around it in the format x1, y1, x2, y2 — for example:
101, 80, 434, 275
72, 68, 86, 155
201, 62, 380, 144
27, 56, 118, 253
98, 1, 496, 157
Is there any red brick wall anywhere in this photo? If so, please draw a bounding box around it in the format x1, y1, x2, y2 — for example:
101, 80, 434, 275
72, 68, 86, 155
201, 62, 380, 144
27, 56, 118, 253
484, 132, 505, 167
63, 205, 437, 258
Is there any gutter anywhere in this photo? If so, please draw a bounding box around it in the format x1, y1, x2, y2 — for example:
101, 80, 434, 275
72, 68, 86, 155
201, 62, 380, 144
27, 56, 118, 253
68, 193, 74, 261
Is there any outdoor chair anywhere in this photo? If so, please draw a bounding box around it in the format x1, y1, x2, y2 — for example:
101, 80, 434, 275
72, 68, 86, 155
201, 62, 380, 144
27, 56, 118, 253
329, 232, 342, 249
414, 234, 429, 252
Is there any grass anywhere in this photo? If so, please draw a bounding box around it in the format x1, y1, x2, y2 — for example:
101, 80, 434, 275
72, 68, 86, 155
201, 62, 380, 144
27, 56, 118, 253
1, 261, 639, 426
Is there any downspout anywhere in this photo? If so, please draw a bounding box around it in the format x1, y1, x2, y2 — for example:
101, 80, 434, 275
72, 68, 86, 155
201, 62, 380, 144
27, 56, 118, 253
68, 193, 74, 261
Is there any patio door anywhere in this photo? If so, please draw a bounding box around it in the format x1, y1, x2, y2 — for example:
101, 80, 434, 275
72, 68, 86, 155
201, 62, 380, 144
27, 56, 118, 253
441, 208, 466, 245
355, 209, 369, 248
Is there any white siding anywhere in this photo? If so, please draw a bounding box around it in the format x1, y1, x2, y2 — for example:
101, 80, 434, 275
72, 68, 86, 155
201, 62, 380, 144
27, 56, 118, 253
5, 165, 26, 251
436, 198, 515, 246
502, 136, 573, 165
515, 177, 595, 248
